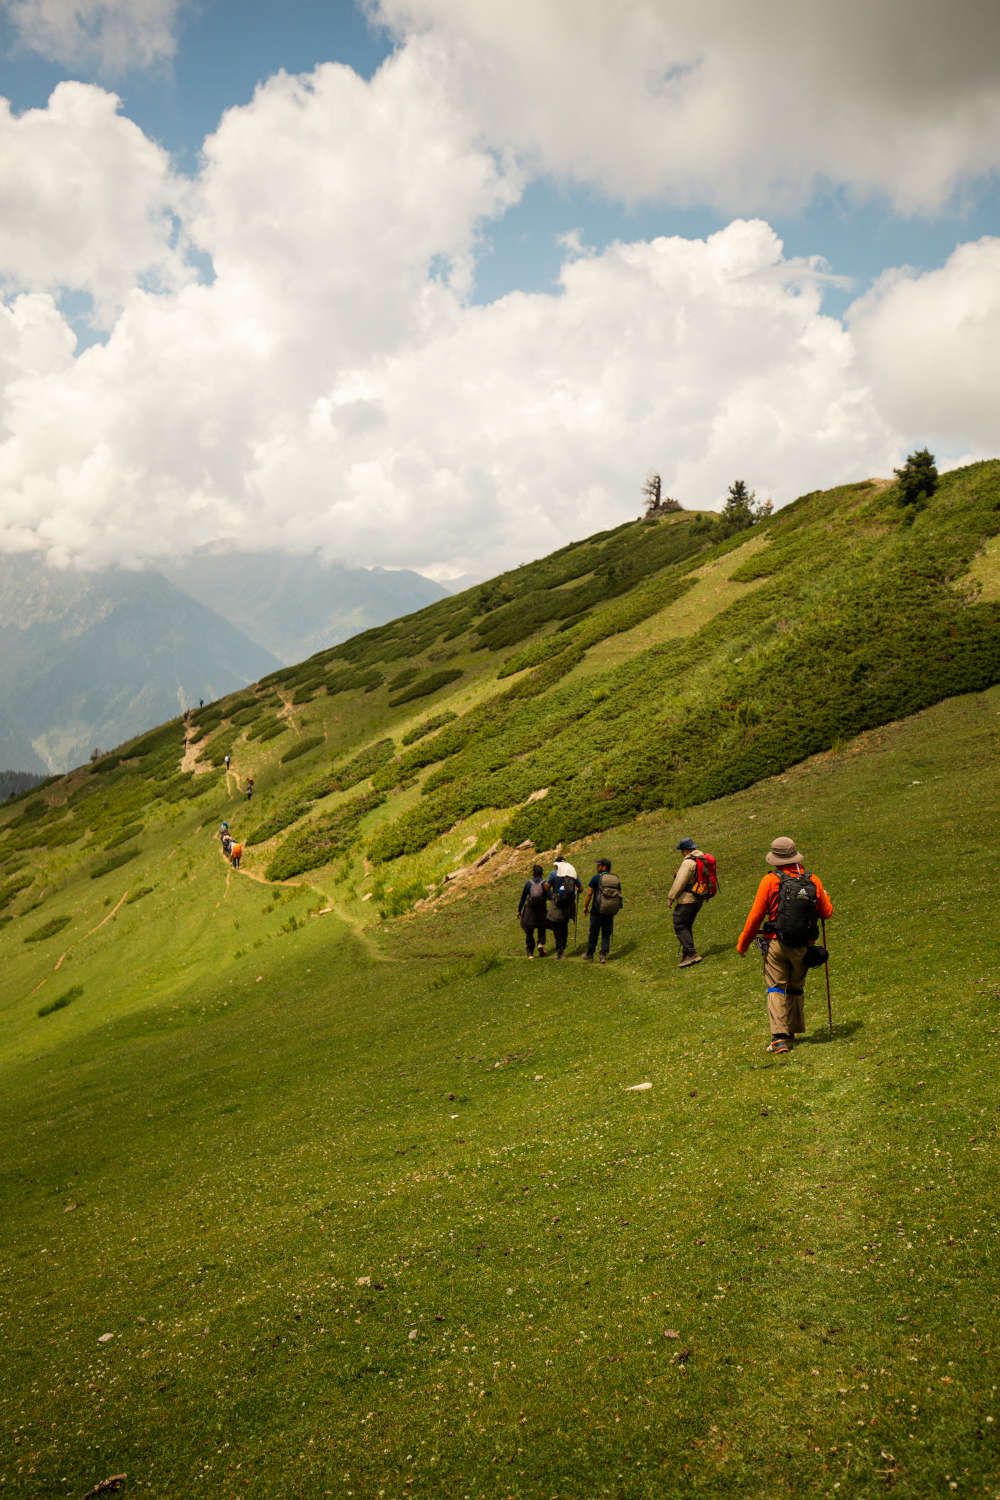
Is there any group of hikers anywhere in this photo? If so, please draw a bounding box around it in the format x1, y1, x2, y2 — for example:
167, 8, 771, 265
219, 821, 243, 870
517, 854, 624, 963
517, 835, 833, 1054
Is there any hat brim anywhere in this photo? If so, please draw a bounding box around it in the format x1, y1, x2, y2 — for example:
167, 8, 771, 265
766, 848, 802, 865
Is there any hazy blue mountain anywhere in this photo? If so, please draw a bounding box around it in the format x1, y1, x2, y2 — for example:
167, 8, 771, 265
0, 555, 279, 774
0, 769, 47, 801
162, 550, 448, 663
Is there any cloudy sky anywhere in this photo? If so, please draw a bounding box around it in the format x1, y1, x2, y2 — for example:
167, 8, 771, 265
0, 0, 997, 582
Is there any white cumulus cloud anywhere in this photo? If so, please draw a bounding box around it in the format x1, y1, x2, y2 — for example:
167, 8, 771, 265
1, 0, 182, 73
0, 82, 189, 323
848, 238, 1000, 455
371, 0, 1000, 210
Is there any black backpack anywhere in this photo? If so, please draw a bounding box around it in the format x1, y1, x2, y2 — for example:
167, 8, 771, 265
772, 870, 819, 946
551, 873, 577, 910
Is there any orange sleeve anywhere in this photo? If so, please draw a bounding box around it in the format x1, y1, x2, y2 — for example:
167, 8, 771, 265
813, 875, 833, 921
737, 874, 775, 953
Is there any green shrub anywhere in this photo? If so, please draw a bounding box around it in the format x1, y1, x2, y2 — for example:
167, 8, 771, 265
37, 984, 83, 1018
279, 733, 325, 764
126, 886, 154, 904
196, 726, 235, 767
0, 873, 32, 910
245, 800, 316, 845
401, 712, 458, 746
255, 720, 289, 744
24, 914, 72, 943
246, 714, 282, 741
104, 821, 144, 849
90, 846, 141, 879
229, 704, 264, 727
387, 665, 419, 692
388, 668, 463, 707
264, 789, 384, 880
309, 738, 396, 797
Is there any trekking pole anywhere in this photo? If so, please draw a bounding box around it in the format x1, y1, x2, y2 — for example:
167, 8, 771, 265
821, 918, 832, 1035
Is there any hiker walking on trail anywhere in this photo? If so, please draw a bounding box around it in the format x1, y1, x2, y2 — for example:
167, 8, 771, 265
518, 864, 550, 958
736, 836, 833, 1055
219, 821, 230, 843
667, 838, 718, 968
583, 857, 623, 964
546, 856, 582, 960
224, 754, 231, 772
230, 842, 243, 870
245, 775, 254, 802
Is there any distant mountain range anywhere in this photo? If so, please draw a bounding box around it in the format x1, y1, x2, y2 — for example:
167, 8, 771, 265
161, 551, 447, 664
0, 552, 448, 775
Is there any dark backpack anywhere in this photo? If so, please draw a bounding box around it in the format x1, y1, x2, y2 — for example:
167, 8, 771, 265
772, 870, 819, 946
551, 873, 577, 911
596, 872, 623, 915
689, 852, 718, 899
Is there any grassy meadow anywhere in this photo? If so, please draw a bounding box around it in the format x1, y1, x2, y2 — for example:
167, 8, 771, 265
2, 465, 1000, 1496
2, 685, 999, 1498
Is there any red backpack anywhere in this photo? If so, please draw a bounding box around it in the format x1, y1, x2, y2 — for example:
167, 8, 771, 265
689, 852, 718, 899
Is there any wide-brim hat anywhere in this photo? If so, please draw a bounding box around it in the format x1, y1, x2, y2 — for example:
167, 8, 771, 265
766, 836, 802, 865
676, 838, 696, 851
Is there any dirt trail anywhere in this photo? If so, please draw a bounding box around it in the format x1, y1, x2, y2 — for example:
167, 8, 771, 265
214, 839, 389, 961
31, 890, 130, 995
277, 693, 300, 735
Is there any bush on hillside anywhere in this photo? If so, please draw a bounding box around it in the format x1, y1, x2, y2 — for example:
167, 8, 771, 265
264, 789, 384, 880
400, 712, 457, 746
90, 846, 141, 879
0, 873, 32, 910
104, 822, 144, 849
388, 669, 463, 707
279, 734, 325, 764
308, 739, 396, 797
37, 984, 83, 1017
24, 914, 72, 943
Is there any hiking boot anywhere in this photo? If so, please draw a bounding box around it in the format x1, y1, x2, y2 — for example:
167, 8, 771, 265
678, 953, 700, 968
766, 1037, 791, 1054
599, 954, 607, 964
584, 954, 594, 962
537, 947, 546, 958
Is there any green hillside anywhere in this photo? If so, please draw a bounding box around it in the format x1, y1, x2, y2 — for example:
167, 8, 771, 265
2, 464, 1000, 1496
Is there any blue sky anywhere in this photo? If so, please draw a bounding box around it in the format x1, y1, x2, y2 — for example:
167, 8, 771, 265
0, 0, 997, 578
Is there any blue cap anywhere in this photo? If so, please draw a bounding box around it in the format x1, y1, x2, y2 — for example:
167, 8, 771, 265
677, 838, 696, 850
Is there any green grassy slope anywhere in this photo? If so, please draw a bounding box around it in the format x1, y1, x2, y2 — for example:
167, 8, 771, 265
1, 686, 999, 1498
2, 461, 997, 966
1, 464, 1000, 1495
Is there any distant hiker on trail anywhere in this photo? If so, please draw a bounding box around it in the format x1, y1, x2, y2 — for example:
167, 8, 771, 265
222, 834, 232, 859
219, 821, 230, 842
583, 857, 623, 964
667, 838, 718, 968
518, 864, 549, 958
736, 836, 833, 1055
546, 856, 582, 960
245, 776, 254, 801
230, 842, 243, 870
224, 754, 231, 772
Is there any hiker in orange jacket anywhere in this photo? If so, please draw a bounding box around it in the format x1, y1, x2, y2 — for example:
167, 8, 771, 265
736, 836, 832, 1054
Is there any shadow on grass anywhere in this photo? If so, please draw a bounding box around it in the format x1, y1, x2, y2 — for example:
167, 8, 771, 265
798, 1019, 864, 1045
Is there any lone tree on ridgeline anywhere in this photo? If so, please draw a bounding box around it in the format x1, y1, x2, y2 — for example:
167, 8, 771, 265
719, 479, 772, 534
893, 448, 938, 511
642, 473, 683, 517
